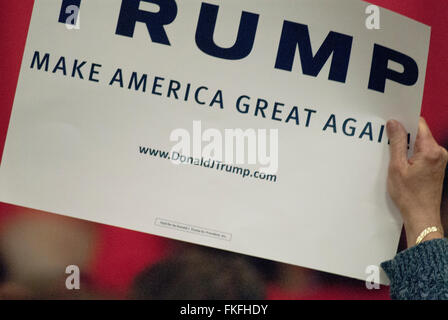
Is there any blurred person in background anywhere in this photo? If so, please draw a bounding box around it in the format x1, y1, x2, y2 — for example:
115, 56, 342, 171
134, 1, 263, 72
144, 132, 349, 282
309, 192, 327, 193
0, 253, 7, 289
0, 210, 100, 299
131, 245, 266, 300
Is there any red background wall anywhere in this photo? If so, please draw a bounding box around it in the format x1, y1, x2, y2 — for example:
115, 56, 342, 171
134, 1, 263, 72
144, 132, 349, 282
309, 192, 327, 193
0, 0, 447, 298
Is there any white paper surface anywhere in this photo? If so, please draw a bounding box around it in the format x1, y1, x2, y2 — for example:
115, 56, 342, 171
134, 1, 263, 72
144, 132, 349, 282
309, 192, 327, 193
0, 0, 431, 283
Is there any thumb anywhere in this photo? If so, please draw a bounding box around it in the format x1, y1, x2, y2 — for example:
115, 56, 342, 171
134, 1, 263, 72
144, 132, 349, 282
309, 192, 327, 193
387, 120, 408, 168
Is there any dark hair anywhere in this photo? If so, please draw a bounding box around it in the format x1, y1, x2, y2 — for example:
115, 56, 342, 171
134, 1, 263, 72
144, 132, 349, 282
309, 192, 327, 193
131, 246, 266, 300
442, 143, 448, 237
444, 141, 448, 196
0, 253, 7, 284
444, 157, 448, 195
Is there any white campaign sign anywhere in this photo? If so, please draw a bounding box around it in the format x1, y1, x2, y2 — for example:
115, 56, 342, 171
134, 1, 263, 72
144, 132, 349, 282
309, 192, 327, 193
0, 0, 430, 283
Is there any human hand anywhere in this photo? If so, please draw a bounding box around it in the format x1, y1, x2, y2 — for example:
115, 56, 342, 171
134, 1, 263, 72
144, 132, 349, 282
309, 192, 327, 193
387, 117, 448, 248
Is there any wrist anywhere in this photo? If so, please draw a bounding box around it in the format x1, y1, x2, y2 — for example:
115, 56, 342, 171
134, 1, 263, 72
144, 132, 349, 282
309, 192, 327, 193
402, 210, 442, 233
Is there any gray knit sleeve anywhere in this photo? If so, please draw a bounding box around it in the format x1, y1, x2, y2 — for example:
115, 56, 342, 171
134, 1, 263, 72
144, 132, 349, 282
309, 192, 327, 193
381, 238, 448, 300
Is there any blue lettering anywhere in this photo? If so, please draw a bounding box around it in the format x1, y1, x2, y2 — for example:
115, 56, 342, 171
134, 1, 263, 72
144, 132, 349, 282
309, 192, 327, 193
275, 21, 353, 83
115, 0, 178, 45
195, 3, 259, 60
368, 44, 419, 93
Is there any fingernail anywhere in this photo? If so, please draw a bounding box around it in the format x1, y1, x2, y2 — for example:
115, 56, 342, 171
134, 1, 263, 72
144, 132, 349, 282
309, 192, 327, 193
387, 120, 398, 133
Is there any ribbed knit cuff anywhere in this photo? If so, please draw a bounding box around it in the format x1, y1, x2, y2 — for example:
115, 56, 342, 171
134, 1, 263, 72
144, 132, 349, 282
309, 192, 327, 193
381, 238, 448, 300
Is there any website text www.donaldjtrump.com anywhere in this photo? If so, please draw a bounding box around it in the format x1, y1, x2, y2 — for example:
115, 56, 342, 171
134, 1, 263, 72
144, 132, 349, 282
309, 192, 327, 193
138, 146, 277, 183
